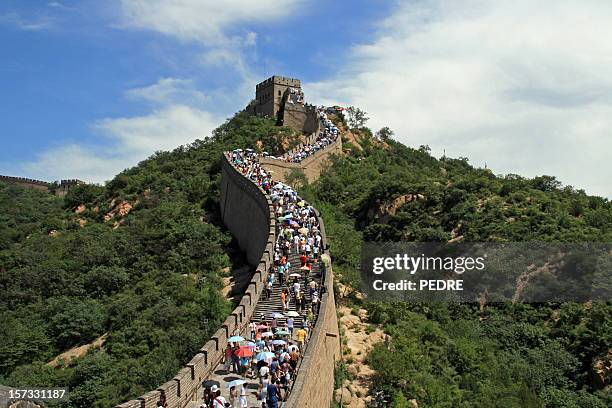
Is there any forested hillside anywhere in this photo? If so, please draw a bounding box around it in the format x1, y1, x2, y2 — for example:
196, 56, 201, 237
0, 112, 295, 407
1, 107, 610, 408
302, 120, 612, 407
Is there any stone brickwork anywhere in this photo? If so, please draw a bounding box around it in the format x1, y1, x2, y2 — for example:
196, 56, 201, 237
0, 175, 51, 192
255, 75, 301, 119
282, 103, 320, 135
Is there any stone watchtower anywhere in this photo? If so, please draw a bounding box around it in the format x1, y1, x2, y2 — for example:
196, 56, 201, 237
251, 75, 318, 134
254, 75, 302, 119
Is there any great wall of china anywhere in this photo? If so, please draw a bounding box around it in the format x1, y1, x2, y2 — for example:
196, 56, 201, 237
113, 76, 342, 407
1, 76, 342, 408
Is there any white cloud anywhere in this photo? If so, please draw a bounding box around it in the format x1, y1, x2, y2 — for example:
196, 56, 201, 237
117, 0, 301, 45
21, 145, 130, 184
95, 104, 218, 155
17, 79, 220, 184
307, 0, 612, 198
125, 77, 209, 106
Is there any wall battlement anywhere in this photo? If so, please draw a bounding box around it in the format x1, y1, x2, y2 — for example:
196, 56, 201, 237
255, 75, 301, 90
0, 175, 52, 187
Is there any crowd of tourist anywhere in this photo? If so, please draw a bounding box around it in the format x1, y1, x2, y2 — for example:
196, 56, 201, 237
208, 115, 335, 407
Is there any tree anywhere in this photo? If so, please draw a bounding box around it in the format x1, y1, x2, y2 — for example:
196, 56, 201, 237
391, 392, 411, 408
345, 106, 369, 129
376, 127, 394, 141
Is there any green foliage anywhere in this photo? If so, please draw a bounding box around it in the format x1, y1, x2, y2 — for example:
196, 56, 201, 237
344, 106, 369, 129
307, 133, 612, 407
376, 126, 394, 141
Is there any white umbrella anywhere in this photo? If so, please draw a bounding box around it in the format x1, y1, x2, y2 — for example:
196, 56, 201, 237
285, 311, 300, 317
227, 379, 246, 388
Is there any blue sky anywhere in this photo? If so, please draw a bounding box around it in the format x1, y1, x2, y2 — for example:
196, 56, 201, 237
1, 1, 611, 198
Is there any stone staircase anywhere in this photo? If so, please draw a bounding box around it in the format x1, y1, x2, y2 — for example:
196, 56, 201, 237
252, 252, 323, 330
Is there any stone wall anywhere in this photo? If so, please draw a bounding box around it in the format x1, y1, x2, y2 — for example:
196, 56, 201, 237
0, 175, 51, 192
259, 136, 342, 183
220, 155, 273, 267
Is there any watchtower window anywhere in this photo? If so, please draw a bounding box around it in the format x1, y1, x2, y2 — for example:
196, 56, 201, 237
278, 90, 281, 96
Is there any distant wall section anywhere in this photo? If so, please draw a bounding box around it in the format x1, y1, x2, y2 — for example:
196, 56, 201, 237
0, 175, 83, 196
259, 136, 342, 184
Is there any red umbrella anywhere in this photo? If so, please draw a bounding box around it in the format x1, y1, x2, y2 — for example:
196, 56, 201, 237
236, 346, 253, 357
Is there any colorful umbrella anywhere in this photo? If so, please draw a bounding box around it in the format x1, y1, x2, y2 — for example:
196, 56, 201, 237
285, 311, 300, 317
270, 312, 284, 319
228, 336, 245, 343
256, 352, 275, 361
261, 331, 274, 338
290, 273, 302, 277
275, 330, 290, 336
272, 340, 286, 346
236, 346, 253, 357
242, 341, 257, 349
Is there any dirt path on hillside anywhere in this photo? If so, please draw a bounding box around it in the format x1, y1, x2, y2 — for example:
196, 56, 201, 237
47, 333, 108, 368
335, 305, 386, 408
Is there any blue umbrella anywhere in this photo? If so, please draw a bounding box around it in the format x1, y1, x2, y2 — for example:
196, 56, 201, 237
272, 340, 286, 346
228, 336, 245, 343
256, 352, 275, 361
